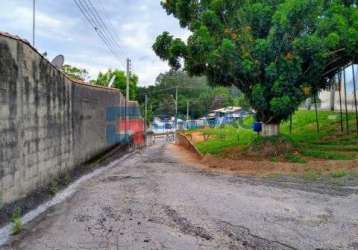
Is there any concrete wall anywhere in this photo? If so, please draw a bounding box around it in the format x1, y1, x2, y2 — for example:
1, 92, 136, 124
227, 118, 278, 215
72, 83, 126, 166
0, 33, 142, 205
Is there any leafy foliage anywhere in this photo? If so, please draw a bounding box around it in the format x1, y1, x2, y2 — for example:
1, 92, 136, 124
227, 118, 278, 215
63, 64, 89, 81
153, 0, 357, 124
194, 110, 358, 160
95, 69, 138, 100
137, 71, 245, 121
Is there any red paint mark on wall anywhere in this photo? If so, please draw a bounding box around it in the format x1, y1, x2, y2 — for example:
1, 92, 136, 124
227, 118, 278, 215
117, 119, 145, 145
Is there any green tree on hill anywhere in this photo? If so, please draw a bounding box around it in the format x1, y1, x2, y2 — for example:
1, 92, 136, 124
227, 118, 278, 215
153, 0, 357, 135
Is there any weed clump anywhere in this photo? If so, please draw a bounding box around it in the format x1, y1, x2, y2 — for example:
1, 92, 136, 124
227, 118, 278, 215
245, 135, 297, 158
48, 179, 59, 196
11, 208, 23, 235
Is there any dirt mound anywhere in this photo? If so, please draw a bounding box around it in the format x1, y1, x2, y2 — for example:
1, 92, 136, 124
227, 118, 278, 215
170, 144, 358, 178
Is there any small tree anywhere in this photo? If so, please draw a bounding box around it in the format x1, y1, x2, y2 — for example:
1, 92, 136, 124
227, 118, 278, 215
95, 69, 138, 100
153, 0, 357, 135
63, 64, 89, 81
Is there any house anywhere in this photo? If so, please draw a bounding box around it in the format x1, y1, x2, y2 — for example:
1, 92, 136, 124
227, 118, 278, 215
212, 106, 243, 118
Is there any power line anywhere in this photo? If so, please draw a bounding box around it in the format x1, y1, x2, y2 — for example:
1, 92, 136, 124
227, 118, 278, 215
93, 1, 131, 61
74, 0, 118, 58
76, 0, 120, 58
80, 0, 122, 55
96, 1, 125, 56
84, 0, 123, 54
73, 0, 125, 68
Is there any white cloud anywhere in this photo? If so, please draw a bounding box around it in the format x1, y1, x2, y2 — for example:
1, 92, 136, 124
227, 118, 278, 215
0, 0, 188, 86
121, 21, 152, 47
136, 60, 171, 85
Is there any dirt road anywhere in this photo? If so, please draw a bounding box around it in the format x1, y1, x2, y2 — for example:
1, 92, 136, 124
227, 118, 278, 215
3, 144, 358, 250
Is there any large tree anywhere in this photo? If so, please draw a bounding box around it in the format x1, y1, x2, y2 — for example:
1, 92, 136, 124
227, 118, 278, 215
153, 0, 357, 134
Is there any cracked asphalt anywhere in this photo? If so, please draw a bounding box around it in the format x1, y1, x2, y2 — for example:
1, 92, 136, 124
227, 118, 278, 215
3, 144, 358, 250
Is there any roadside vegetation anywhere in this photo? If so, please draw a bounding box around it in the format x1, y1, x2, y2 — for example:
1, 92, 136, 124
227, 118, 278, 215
194, 110, 357, 160
10, 208, 23, 235
153, 1, 356, 136
185, 110, 358, 181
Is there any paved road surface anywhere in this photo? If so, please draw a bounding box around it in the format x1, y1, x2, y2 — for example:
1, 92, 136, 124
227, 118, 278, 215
3, 144, 358, 250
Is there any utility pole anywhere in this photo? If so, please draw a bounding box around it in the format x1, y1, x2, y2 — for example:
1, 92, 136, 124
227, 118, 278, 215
343, 68, 349, 134
126, 58, 131, 102
32, 0, 36, 47
186, 100, 189, 121
145, 94, 148, 145
126, 58, 131, 143
175, 86, 178, 130
338, 71, 344, 132
329, 78, 336, 111
352, 64, 358, 135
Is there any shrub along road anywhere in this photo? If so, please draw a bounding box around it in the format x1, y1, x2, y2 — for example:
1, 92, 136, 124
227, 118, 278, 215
2, 144, 358, 250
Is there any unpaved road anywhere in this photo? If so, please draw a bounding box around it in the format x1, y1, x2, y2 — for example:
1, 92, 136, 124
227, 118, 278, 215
3, 144, 358, 250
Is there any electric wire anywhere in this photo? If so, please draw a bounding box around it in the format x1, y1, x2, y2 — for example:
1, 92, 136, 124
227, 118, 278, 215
73, 0, 125, 68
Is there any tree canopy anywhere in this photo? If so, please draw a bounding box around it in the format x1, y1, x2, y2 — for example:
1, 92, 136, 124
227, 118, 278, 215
153, 0, 357, 124
137, 70, 246, 122
95, 69, 138, 100
63, 64, 89, 81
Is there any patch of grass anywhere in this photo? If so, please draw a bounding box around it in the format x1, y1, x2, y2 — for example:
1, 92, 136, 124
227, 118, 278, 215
281, 111, 355, 142
196, 138, 240, 155
196, 125, 256, 155
312, 144, 358, 152
301, 148, 354, 160
285, 153, 306, 164
10, 208, 23, 235
193, 110, 357, 161
330, 170, 348, 178
48, 179, 59, 196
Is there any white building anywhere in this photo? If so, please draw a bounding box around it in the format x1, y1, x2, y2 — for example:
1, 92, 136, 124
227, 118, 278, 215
319, 65, 357, 112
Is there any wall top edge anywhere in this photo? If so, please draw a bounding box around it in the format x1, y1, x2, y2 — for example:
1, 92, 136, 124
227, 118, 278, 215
0, 31, 132, 97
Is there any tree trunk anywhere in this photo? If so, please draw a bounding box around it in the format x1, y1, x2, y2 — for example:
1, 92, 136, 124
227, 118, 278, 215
260, 123, 280, 137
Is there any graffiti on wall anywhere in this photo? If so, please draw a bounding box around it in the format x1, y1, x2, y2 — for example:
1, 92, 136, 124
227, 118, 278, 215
106, 106, 145, 145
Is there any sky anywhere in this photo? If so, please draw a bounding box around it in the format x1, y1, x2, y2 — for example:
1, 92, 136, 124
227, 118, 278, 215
0, 0, 190, 86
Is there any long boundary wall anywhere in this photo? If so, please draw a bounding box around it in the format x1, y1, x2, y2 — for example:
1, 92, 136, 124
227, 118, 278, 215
0, 33, 143, 205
